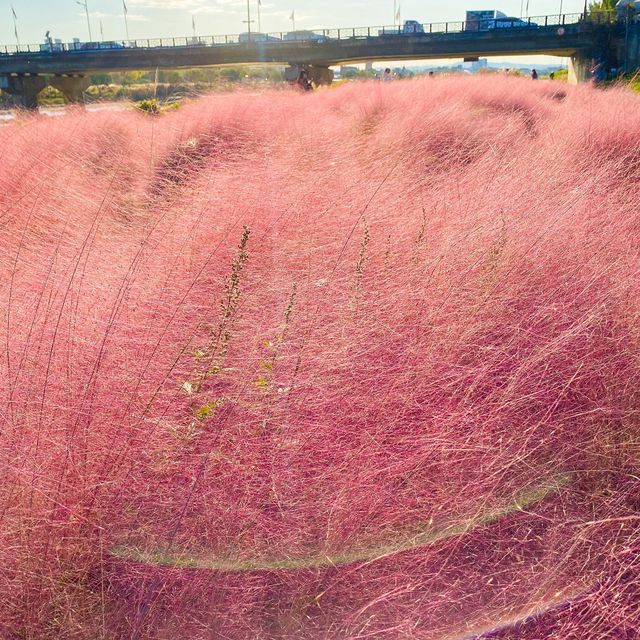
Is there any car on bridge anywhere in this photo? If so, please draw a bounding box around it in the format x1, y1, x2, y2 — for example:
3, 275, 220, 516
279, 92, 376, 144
239, 32, 282, 43
283, 30, 332, 43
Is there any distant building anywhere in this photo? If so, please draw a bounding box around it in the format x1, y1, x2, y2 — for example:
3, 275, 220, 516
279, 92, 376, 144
464, 58, 488, 73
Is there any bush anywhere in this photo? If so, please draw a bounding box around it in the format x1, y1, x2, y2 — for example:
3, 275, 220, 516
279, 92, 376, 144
37, 85, 66, 105
552, 68, 569, 82
85, 84, 124, 101
135, 97, 162, 114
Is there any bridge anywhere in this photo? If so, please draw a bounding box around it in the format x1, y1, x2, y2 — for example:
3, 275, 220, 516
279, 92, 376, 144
0, 12, 635, 108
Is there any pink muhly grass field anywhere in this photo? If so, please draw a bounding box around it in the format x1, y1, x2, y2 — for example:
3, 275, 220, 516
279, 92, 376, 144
1, 76, 640, 639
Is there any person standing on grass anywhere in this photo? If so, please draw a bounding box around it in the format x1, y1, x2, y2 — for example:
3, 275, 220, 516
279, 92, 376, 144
531, 69, 539, 80
591, 61, 607, 85
297, 69, 312, 91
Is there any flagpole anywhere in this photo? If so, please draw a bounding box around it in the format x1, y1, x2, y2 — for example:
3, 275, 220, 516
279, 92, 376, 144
76, 0, 92, 42
11, 5, 20, 48
257, 0, 262, 33
393, 0, 397, 27
123, 0, 130, 41
246, 0, 252, 38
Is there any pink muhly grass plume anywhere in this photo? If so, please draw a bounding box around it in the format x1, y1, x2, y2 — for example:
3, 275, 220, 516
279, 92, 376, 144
0, 76, 639, 639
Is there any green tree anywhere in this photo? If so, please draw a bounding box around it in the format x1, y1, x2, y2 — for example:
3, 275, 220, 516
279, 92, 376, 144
589, 0, 617, 15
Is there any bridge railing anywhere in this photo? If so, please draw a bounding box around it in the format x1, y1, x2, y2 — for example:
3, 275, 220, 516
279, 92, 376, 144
0, 11, 617, 56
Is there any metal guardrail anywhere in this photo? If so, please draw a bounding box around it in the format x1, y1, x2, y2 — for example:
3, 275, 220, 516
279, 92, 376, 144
0, 12, 617, 56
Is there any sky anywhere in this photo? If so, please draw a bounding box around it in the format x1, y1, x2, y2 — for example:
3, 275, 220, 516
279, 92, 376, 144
2, 0, 590, 45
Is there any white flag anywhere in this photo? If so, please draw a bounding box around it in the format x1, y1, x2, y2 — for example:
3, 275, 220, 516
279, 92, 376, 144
290, 10, 295, 21
395, 5, 401, 21
122, 0, 128, 15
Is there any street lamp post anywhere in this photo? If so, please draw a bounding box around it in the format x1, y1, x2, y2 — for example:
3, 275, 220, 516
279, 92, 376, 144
11, 5, 20, 48
123, 0, 130, 41
77, 0, 92, 41
243, 0, 255, 39
624, 4, 632, 72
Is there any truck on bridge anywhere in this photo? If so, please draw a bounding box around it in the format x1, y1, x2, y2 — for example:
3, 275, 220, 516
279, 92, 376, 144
379, 15, 537, 36
465, 10, 538, 31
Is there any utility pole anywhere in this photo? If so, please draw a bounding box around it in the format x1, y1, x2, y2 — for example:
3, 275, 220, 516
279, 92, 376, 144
76, 0, 92, 41
11, 4, 20, 48
624, 3, 631, 73
123, 0, 130, 41
243, 0, 255, 39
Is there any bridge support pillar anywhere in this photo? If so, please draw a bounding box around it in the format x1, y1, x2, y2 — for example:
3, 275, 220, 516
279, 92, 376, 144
285, 64, 334, 88
568, 52, 609, 85
49, 75, 89, 104
307, 65, 334, 86
0, 74, 47, 109
625, 22, 640, 73
568, 55, 593, 84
